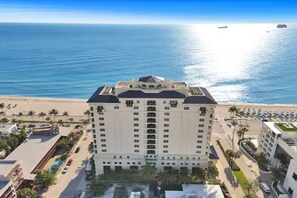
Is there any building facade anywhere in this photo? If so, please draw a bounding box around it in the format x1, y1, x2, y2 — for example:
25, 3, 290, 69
0, 123, 17, 139
258, 122, 297, 198
88, 76, 217, 175
0, 160, 24, 198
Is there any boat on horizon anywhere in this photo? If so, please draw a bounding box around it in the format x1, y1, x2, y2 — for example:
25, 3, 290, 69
277, 24, 287, 28
218, 26, 228, 29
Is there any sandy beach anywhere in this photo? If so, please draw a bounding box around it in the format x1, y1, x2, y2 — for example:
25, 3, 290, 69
1, 95, 297, 118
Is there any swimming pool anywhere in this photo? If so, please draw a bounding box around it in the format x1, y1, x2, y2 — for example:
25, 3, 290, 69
48, 158, 64, 173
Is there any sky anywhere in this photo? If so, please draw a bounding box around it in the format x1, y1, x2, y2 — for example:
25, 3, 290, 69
0, 0, 297, 24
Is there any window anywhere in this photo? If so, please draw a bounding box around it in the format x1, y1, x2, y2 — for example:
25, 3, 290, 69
199, 124, 204, 127
99, 123, 104, 126
90, 107, 93, 111
134, 112, 139, 115
95, 150, 97, 153
197, 140, 202, 143
97, 106, 104, 112
198, 135, 203, 138
114, 106, 119, 109
92, 124, 95, 128
92, 118, 94, 122
134, 140, 139, 142
101, 139, 106, 142
163, 101, 166, 104
164, 118, 169, 121
288, 187, 293, 196
164, 107, 170, 110
164, 140, 168, 143
134, 129, 139, 132
134, 118, 139, 121
134, 134, 139, 137
163, 145, 168, 148
101, 144, 106, 147
164, 124, 169, 127
134, 123, 139, 126
200, 107, 207, 114
164, 135, 169, 138
127, 156, 130, 159
102, 149, 107, 152
134, 150, 139, 153
210, 114, 213, 118
169, 101, 177, 107
99, 117, 104, 120
164, 129, 169, 132
126, 100, 133, 107
164, 112, 170, 116
293, 172, 297, 181
198, 130, 203, 133
163, 150, 168, 153
134, 145, 139, 148
93, 135, 96, 138
184, 107, 189, 110
100, 128, 105, 131
133, 106, 139, 109
94, 140, 97, 143
91, 113, 94, 116
100, 134, 105, 137
94, 144, 97, 148
197, 146, 202, 148
199, 119, 205, 122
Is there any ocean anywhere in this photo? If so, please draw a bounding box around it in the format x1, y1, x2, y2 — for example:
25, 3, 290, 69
0, 23, 296, 104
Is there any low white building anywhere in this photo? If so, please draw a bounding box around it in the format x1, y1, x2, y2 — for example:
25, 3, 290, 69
165, 184, 224, 198
258, 122, 297, 198
0, 123, 17, 138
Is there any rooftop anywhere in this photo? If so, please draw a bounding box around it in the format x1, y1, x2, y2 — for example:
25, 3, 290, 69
0, 160, 18, 177
5, 127, 70, 180
0, 123, 16, 132
88, 76, 217, 104
165, 184, 224, 198
275, 123, 297, 132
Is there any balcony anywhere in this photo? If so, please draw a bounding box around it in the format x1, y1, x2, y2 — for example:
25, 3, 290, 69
147, 140, 156, 144
147, 129, 156, 134
147, 118, 156, 123
147, 101, 156, 105
147, 112, 156, 117
147, 124, 156, 128
147, 107, 156, 111
147, 135, 156, 139
147, 150, 155, 154
147, 145, 156, 149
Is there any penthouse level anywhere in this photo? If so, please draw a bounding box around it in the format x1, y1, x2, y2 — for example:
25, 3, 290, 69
88, 76, 217, 175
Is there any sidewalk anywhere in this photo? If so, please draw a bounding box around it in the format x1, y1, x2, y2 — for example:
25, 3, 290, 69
212, 138, 245, 198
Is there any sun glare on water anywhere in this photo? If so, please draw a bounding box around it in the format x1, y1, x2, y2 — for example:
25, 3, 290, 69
183, 24, 276, 102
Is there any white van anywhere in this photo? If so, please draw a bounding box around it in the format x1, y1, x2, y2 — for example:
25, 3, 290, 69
260, 182, 270, 193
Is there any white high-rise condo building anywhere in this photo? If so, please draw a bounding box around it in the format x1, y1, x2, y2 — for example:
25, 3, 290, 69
87, 76, 217, 175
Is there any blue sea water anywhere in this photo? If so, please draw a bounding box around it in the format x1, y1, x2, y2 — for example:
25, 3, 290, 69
0, 23, 296, 104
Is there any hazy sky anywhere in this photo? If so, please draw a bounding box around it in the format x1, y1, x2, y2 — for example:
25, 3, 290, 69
1, 0, 297, 24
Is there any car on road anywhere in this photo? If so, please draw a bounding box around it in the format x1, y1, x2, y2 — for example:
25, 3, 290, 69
67, 159, 73, 166
260, 182, 270, 193
62, 166, 69, 174
75, 147, 81, 153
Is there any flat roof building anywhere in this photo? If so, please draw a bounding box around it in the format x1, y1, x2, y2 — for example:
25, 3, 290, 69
88, 76, 216, 174
0, 123, 17, 138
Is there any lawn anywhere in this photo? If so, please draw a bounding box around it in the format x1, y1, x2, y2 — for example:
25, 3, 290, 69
276, 123, 297, 132
233, 171, 249, 192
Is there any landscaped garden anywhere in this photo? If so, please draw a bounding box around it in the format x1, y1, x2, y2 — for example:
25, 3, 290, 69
275, 123, 297, 132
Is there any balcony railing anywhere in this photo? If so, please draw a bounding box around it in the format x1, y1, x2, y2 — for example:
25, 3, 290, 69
147, 107, 156, 111
147, 145, 156, 149
147, 129, 156, 134
147, 140, 156, 144
147, 124, 156, 128
147, 118, 156, 123
147, 135, 156, 139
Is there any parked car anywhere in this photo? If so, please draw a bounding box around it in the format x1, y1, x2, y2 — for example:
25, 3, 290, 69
62, 166, 69, 174
67, 159, 73, 166
75, 147, 81, 153
224, 192, 232, 198
260, 182, 270, 193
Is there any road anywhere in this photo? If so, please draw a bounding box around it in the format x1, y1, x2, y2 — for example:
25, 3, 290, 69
212, 117, 276, 198
42, 130, 92, 198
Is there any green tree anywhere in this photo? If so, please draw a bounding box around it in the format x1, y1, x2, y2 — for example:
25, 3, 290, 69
49, 109, 59, 122
88, 142, 93, 153
38, 112, 46, 122
207, 161, 219, 179
0, 139, 10, 155
27, 111, 35, 121
84, 109, 91, 119
0, 103, 4, 111
254, 152, 269, 169
192, 167, 206, 182
62, 111, 69, 121
18, 112, 23, 123
237, 127, 249, 140
245, 180, 258, 198
68, 117, 74, 122
228, 106, 239, 118
226, 149, 241, 169
17, 188, 37, 198
141, 162, 156, 180
57, 119, 63, 126
1, 118, 9, 123
7, 136, 19, 151
35, 171, 56, 189
179, 168, 191, 184
58, 138, 71, 152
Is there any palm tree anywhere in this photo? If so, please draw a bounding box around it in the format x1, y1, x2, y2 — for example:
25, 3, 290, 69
0, 103, 4, 111
179, 168, 191, 184
206, 161, 219, 179
45, 117, 51, 122
49, 109, 59, 122
228, 106, 239, 118
81, 119, 90, 130
38, 112, 46, 122
17, 187, 37, 198
226, 149, 241, 168
17, 112, 23, 124
62, 111, 69, 122
27, 111, 35, 121
68, 117, 74, 122
237, 127, 249, 141
84, 110, 91, 119
57, 119, 63, 126
245, 180, 258, 198
141, 162, 156, 180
